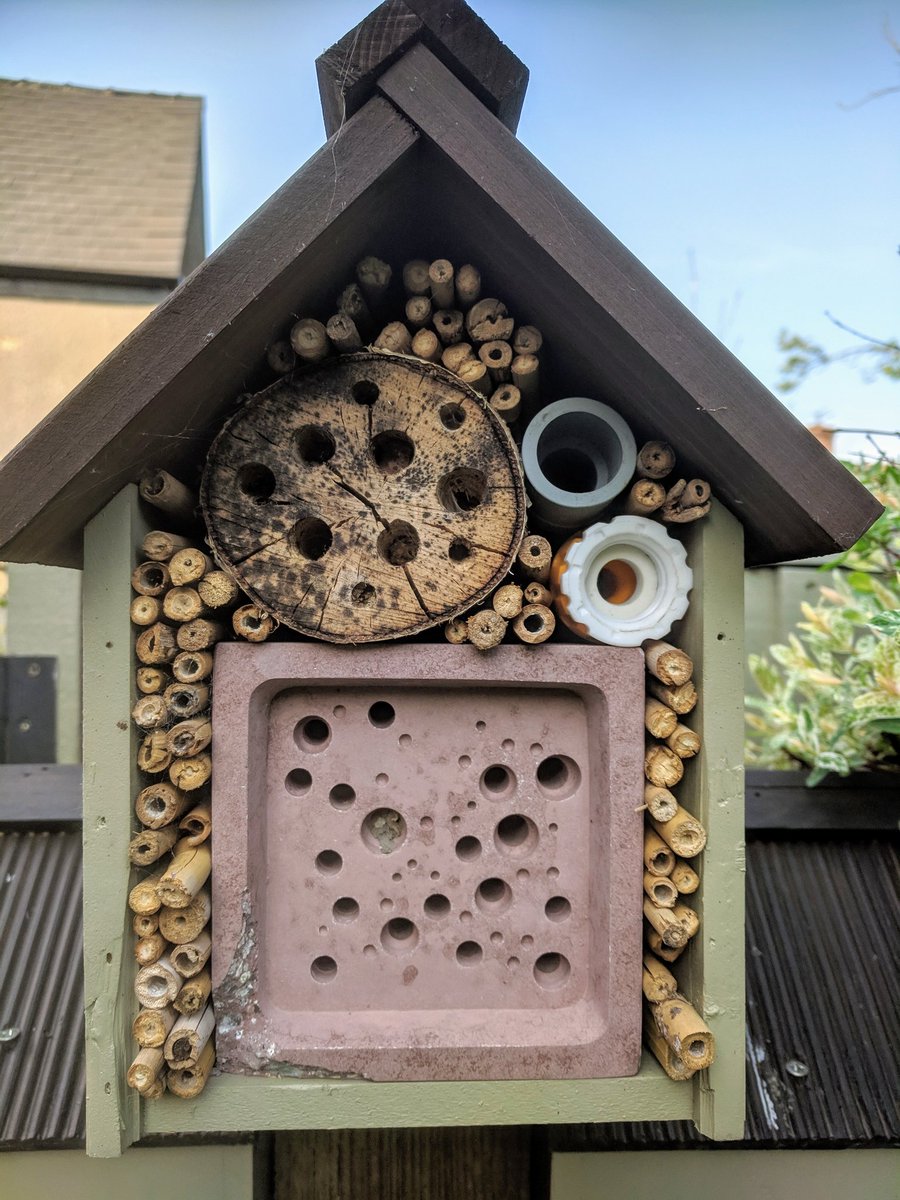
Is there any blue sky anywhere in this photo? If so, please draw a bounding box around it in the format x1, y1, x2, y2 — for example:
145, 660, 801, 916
3, 0, 898, 459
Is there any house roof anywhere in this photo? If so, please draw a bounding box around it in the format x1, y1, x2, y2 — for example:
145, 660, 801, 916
0, 79, 202, 284
0, 3, 880, 569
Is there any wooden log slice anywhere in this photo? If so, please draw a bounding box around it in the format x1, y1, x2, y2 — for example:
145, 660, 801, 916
201, 352, 526, 643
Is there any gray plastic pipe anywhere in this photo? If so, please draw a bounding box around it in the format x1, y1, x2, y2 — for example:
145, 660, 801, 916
521, 398, 637, 528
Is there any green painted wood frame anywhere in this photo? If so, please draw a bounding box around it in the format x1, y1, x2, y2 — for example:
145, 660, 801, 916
83, 485, 744, 1155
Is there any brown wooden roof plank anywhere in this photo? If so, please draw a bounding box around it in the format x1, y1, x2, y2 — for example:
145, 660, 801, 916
377, 43, 882, 566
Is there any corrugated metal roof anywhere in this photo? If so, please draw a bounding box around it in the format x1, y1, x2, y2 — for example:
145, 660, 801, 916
0, 830, 84, 1147
554, 836, 900, 1150
0, 79, 202, 281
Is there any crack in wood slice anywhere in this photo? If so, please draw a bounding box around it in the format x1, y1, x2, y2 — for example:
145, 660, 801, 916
201, 352, 526, 642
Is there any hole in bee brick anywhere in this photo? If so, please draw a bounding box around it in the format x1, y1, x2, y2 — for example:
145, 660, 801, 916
424, 893, 451, 918
295, 716, 330, 752
311, 955, 337, 982
455, 835, 482, 862
381, 917, 419, 955
545, 896, 571, 922
475, 877, 513, 914
362, 808, 407, 853
332, 898, 359, 922
329, 783, 355, 809
536, 755, 580, 799
315, 850, 342, 875
368, 701, 395, 728
456, 941, 483, 966
533, 952, 571, 989
495, 814, 538, 858
285, 768, 312, 795
480, 764, 516, 800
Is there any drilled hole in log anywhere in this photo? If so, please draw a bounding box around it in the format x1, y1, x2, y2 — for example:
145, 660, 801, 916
377, 520, 420, 565
352, 379, 379, 406
438, 467, 487, 513
448, 538, 471, 563
296, 425, 336, 464
237, 463, 276, 500
371, 430, 414, 475
292, 517, 332, 560
439, 403, 465, 430
351, 581, 375, 606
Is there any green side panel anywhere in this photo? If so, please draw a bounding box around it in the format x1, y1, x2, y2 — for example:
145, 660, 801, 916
670, 504, 746, 1139
83, 486, 149, 1156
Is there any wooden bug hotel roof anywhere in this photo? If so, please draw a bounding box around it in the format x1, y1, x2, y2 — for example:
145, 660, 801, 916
0, 0, 881, 569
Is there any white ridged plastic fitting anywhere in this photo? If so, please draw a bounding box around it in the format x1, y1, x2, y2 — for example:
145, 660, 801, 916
555, 516, 693, 646
521, 397, 637, 528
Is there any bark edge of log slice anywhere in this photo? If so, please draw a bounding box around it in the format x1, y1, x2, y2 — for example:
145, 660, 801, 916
201, 352, 527, 643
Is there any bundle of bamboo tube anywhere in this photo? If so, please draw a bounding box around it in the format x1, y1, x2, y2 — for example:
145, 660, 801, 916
623, 439, 712, 525
639, 637, 714, 1080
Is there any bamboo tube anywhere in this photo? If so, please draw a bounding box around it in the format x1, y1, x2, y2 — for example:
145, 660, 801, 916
429, 259, 455, 309
290, 317, 329, 362
489, 383, 521, 423
479, 339, 512, 383
167, 1038, 215, 1099
648, 677, 698, 715
172, 650, 214, 683
129, 869, 165, 915
157, 841, 212, 908
643, 828, 675, 877
135, 954, 182, 1008
405, 295, 432, 329
402, 259, 430, 295
643, 1010, 696, 1081
266, 339, 296, 374
129, 826, 179, 866
232, 603, 278, 643
169, 753, 212, 792
159, 887, 211, 944
166, 717, 211, 759
492, 584, 524, 619
512, 324, 542, 355
511, 353, 539, 405
164, 1003, 215, 1070
523, 581, 552, 606
644, 640, 693, 686
131, 561, 171, 597
131, 694, 167, 731
644, 785, 678, 824
674, 902, 701, 938
326, 312, 362, 353
672, 858, 700, 894
636, 440, 676, 480
168, 548, 212, 587
643, 898, 688, 948
466, 297, 513, 344
667, 722, 701, 759
162, 587, 207, 624
137, 730, 172, 774
444, 617, 469, 644
136, 622, 177, 665
644, 697, 678, 739
136, 666, 169, 695
411, 328, 441, 362
143, 1071, 167, 1100
644, 742, 684, 788
133, 1005, 177, 1049
643, 871, 677, 908
139, 470, 197, 525
173, 968, 211, 1016
130, 595, 161, 626
456, 263, 481, 307
441, 342, 474, 373
433, 309, 464, 346
171, 929, 212, 978
457, 359, 491, 396
142, 530, 193, 562
135, 781, 189, 829
512, 603, 555, 645
373, 321, 412, 353
356, 255, 392, 307
133, 912, 159, 937
645, 927, 686, 962
651, 995, 715, 1070
650, 805, 708, 858
163, 682, 209, 721
176, 619, 226, 651
134, 932, 168, 966
466, 609, 507, 651
126, 1046, 165, 1093
337, 282, 371, 331
623, 479, 666, 517
517, 534, 552, 583
642, 953, 678, 1002
661, 478, 712, 524
179, 801, 212, 846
